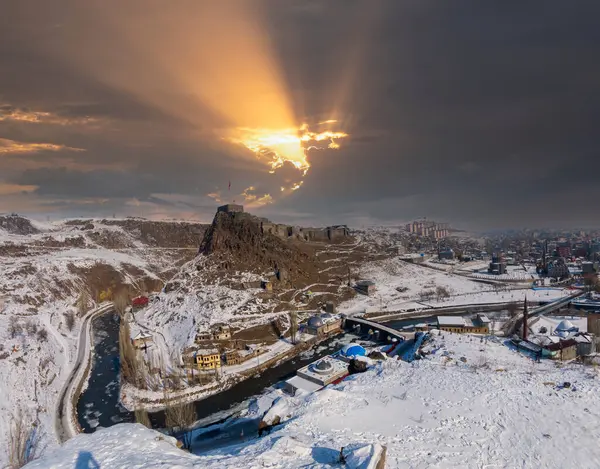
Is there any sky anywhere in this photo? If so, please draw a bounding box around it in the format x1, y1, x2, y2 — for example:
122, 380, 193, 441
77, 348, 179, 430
1, 0, 599, 230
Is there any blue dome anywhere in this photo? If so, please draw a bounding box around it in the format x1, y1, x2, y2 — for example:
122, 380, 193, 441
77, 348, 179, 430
341, 343, 366, 357
308, 316, 323, 328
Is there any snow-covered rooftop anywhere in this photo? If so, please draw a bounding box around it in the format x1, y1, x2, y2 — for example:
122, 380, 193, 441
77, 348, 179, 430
437, 316, 467, 327
297, 356, 348, 386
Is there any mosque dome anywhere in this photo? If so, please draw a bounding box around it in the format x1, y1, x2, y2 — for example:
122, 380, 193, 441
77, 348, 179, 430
555, 319, 576, 331
313, 360, 333, 374
308, 316, 324, 328
341, 343, 366, 358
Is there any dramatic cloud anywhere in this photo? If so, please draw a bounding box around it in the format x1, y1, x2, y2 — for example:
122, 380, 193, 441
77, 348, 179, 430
0, 105, 99, 126
0, 138, 84, 155
1, 0, 599, 228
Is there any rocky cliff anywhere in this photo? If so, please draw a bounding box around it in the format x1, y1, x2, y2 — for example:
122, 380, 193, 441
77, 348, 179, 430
199, 211, 312, 279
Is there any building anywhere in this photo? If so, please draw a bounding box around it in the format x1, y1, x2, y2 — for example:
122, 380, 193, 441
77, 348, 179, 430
437, 316, 488, 334
223, 349, 243, 366
195, 331, 212, 342
587, 313, 600, 336
557, 245, 571, 258
406, 220, 449, 239
438, 249, 455, 261
400, 254, 426, 264
327, 225, 350, 241
488, 253, 507, 275
355, 280, 376, 296
582, 262, 596, 275
132, 296, 149, 309
545, 339, 578, 361
284, 355, 348, 396
131, 331, 153, 348
336, 343, 367, 361
195, 348, 222, 369
305, 314, 342, 336
553, 319, 579, 338
475, 314, 491, 330
547, 258, 570, 279
217, 204, 244, 214
213, 325, 231, 341
573, 333, 596, 356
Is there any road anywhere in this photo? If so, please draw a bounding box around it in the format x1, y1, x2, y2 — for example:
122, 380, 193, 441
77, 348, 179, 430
530, 290, 585, 316
55, 303, 113, 443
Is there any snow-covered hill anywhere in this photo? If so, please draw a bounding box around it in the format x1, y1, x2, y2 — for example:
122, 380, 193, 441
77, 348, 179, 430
24, 331, 600, 468
0, 216, 205, 467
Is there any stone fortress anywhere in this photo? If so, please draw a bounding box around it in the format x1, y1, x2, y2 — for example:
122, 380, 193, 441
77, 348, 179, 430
217, 204, 350, 242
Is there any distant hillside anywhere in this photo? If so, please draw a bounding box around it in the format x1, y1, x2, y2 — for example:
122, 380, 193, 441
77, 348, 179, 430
0, 214, 40, 235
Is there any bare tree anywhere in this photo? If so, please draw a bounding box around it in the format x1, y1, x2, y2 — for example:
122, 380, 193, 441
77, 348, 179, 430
507, 301, 519, 318
76, 290, 90, 317
8, 316, 22, 338
25, 320, 38, 336
119, 321, 144, 388
36, 328, 48, 342
163, 390, 196, 450
435, 286, 451, 301
134, 407, 152, 429
289, 312, 298, 345
8, 409, 41, 468
64, 312, 75, 332
138, 278, 148, 296
113, 288, 129, 315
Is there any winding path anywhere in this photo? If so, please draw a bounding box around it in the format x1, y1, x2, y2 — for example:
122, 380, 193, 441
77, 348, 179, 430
55, 303, 113, 443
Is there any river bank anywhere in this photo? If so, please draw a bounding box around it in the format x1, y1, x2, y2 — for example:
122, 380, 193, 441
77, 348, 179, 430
76, 314, 360, 432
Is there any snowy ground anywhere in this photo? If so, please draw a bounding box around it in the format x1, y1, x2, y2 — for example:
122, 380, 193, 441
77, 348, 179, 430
0, 218, 198, 467
25, 330, 600, 468
340, 258, 570, 315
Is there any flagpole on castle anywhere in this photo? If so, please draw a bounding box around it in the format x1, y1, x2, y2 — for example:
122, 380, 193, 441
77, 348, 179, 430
228, 180, 234, 203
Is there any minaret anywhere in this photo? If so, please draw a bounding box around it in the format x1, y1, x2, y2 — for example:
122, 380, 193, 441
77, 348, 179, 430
522, 296, 529, 341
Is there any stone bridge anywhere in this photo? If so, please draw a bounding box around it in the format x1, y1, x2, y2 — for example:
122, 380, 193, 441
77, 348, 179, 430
343, 316, 414, 343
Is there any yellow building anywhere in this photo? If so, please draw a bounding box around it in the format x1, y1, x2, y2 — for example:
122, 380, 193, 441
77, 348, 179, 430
437, 316, 489, 334
195, 348, 222, 369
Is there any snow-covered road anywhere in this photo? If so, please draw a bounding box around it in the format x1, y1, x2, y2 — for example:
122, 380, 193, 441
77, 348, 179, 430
55, 303, 114, 443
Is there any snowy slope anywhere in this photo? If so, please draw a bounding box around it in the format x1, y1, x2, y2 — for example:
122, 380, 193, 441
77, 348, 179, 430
25, 331, 600, 469
0, 217, 203, 467
340, 258, 570, 315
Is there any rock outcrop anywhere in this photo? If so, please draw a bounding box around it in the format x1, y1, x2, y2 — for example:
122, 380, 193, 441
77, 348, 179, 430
0, 214, 39, 235
199, 210, 312, 280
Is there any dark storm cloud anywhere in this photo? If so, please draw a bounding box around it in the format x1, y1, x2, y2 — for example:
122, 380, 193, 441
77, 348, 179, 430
1, 0, 600, 228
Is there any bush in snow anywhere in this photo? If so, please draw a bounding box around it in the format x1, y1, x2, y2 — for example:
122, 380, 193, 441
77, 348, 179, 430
8, 317, 23, 338
25, 320, 38, 336
64, 312, 75, 331
36, 328, 48, 342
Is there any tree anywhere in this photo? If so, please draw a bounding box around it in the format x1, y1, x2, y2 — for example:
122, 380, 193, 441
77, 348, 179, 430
8, 317, 22, 339
25, 321, 38, 336
98, 288, 113, 303
134, 407, 151, 429
76, 291, 89, 317
64, 312, 76, 332
435, 286, 451, 301
36, 328, 48, 342
119, 321, 144, 388
584, 274, 600, 294
8, 409, 41, 468
113, 288, 129, 315
507, 301, 519, 318
163, 390, 196, 450
289, 312, 298, 345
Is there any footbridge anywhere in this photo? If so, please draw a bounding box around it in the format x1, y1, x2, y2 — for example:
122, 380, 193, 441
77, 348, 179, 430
343, 316, 414, 343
